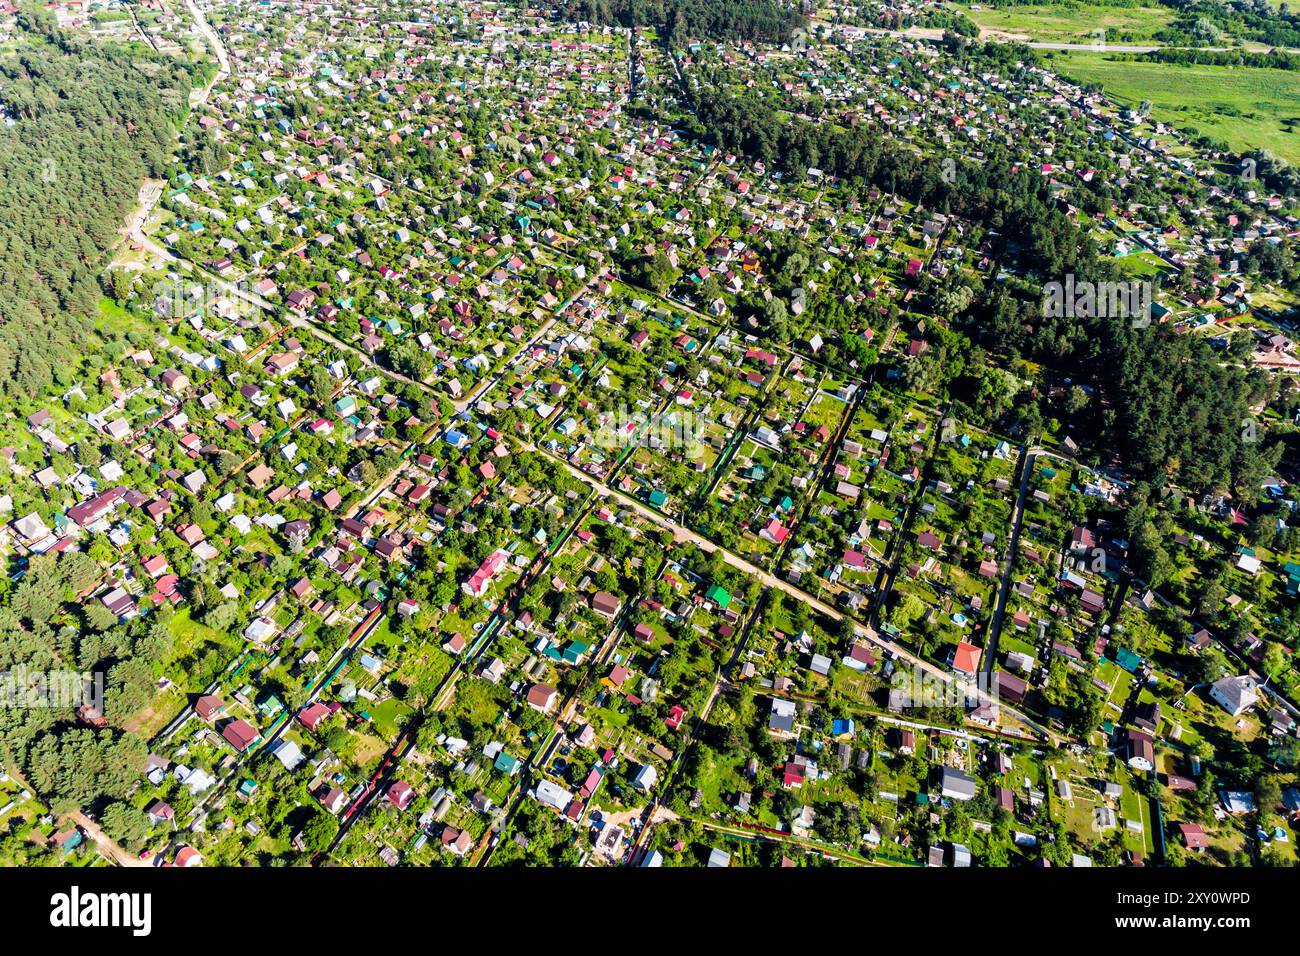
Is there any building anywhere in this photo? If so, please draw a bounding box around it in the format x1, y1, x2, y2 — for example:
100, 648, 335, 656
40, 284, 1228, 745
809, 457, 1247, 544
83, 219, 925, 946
632, 763, 658, 793
1126, 729, 1154, 772
950, 640, 981, 678
937, 767, 978, 801
463, 549, 508, 597
1209, 675, 1259, 717
526, 683, 558, 714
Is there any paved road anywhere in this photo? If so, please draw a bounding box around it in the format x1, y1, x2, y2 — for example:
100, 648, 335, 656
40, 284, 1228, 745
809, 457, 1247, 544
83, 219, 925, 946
847, 22, 1299, 53
186, 0, 230, 104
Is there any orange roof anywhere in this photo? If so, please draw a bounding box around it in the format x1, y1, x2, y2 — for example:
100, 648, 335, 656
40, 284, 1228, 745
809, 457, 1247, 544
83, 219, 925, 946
953, 641, 981, 675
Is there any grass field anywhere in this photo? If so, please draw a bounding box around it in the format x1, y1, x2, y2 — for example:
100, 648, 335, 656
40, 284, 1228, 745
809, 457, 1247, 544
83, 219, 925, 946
1047, 50, 1300, 162
951, 2, 1177, 43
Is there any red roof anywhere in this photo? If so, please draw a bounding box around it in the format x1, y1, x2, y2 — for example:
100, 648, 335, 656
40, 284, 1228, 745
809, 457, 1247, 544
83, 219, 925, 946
298, 701, 332, 730
1177, 823, 1208, 849
221, 719, 260, 752
952, 641, 982, 675
527, 683, 556, 709
387, 780, 414, 810
195, 695, 225, 721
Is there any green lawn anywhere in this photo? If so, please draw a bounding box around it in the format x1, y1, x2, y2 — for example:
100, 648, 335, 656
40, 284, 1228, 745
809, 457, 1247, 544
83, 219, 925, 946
953, 2, 1177, 43
1047, 51, 1300, 162
96, 295, 153, 338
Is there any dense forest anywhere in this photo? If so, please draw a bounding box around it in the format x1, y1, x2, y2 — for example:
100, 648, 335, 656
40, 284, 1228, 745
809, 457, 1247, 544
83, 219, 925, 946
554, 0, 805, 43
0, 7, 193, 817
1155, 0, 1300, 47
0, 7, 193, 400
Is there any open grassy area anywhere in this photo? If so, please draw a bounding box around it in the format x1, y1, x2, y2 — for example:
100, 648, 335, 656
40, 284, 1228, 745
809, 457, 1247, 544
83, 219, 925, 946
96, 295, 153, 338
1047, 50, 1300, 162
951, 2, 1176, 43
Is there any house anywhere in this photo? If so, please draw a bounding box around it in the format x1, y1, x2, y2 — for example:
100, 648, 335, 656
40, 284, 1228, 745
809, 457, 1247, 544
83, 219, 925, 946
1126, 729, 1154, 772
917, 531, 941, 551
995, 670, 1027, 705
898, 729, 916, 755
52, 827, 84, 853
950, 641, 981, 678
1209, 675, 1259, 717
534, 779, 573, 812
1185, 628, 1212, 653
842, 643, 876, 671
937, 767, 977, 801
527, 683, 557, 714
270, 739, 304, 771
768, 698, 797, 737
704, 584, 731, 610
320, 787, 348, 814
387, 780, 415, 811
1176, 822, 1208, 851
161, 369, 190, 393
632, 763, 658, 792
221, 718, 260, 753
996, 786, 1014, 814
1133, 701, 1160, 733
1080, 589, 1106, 615
463, 549, 508, 597
174, 846, 203, 867
244, 616, 277, 643
1220, 790, 1257, 815
195, 695, 226, 722
761, 519, 789, 544
298, 701, 334, 731
591, 591, 622, 618
442, 826, 474, 856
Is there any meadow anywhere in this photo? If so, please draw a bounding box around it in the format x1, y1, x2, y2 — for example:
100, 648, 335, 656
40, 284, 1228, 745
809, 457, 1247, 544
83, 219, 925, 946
950, 2, 1177, 43
1047, 50, 1300, 163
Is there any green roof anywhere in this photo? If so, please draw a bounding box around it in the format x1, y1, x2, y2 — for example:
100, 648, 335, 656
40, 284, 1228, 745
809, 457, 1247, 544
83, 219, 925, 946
562, 641, 589, 664
494, 751, 520, 774
705, 584, 731, 609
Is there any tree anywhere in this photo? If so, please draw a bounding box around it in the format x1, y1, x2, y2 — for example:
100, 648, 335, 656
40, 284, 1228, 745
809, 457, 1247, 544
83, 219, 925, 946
204, 602, 240, 632
101, 802, 150, 852
302, 810, 339, 853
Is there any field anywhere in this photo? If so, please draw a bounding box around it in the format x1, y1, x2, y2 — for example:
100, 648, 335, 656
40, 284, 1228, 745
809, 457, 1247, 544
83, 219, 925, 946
1047, 50, 1300, 162
952, 2, 1177, 43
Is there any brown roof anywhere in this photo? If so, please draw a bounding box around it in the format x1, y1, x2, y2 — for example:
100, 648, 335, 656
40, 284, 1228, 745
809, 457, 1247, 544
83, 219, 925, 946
526, 683, 556, 709
195, 694, 226, 721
